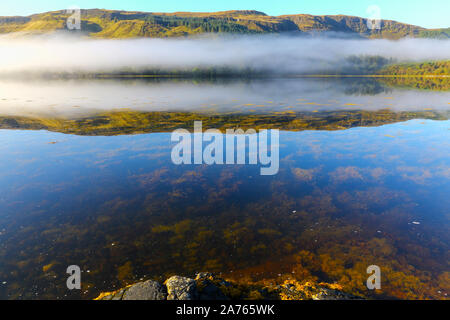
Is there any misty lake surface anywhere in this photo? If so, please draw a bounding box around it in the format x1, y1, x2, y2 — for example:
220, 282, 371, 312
0, 77, 449, 299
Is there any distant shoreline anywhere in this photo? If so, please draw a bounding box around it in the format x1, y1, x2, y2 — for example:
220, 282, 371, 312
0, 73, 447, 80
94, 74, 449, 78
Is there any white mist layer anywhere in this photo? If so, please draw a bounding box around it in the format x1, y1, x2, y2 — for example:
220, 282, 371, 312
0, 34, 449, 74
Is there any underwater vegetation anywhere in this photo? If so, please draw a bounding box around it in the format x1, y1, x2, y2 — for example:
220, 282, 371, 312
0, 118, 448, 300
0, 76, 448, 300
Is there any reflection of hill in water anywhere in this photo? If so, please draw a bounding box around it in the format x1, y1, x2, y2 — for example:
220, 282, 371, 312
1, 109, 448, 136
377, 76, 450, 91
300, 77, 448, 94
343, 79, 392, 95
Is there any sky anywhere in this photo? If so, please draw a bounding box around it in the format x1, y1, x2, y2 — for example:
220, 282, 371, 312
0, 0, 448, 29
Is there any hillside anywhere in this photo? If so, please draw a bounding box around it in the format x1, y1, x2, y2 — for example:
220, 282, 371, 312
377, 60, 450, 75
375, 60, 450, 90
0, 9, 448, 39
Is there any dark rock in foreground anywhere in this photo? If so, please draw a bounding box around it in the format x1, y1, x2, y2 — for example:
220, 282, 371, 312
95, 273, 362, 300
122, 280, 167, 300
195, 273, 229, 300
165, 276, 198, 300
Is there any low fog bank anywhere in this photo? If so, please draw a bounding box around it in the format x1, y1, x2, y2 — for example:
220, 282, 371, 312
0, 33, 449, 75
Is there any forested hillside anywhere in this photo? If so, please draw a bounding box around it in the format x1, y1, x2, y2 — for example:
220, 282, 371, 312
0, 9, 448, 39
377, 60, 450, 75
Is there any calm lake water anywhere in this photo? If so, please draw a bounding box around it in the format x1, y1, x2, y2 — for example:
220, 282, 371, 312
0, 77, 449, 299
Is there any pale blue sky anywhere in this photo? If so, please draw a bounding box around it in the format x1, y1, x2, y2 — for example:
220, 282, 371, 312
0, 0, 448, 29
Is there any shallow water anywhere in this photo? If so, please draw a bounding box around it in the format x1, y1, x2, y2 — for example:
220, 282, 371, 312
0, 77, 448, 299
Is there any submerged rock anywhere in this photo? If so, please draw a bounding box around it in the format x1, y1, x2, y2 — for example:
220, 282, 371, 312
312, 287, 360, 300
279, 280, 362, 300
195, 273, 229, 300
108, 288, 126, 300
122, 280, 167, 300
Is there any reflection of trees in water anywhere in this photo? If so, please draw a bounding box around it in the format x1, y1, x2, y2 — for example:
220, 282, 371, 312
343, 79, 392, 95
379, 77, 450, 91
0, 108, 447, 136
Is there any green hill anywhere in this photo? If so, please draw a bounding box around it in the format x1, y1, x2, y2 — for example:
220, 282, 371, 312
0, 9, 447, 39
377, 60, 450, 75
417, 27, 450, 39
376, 60, 450, 90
